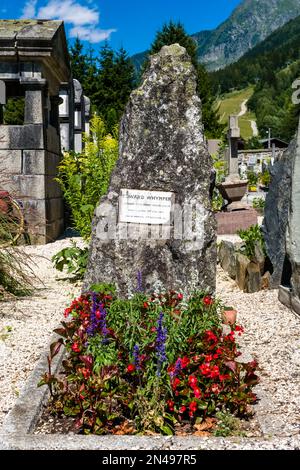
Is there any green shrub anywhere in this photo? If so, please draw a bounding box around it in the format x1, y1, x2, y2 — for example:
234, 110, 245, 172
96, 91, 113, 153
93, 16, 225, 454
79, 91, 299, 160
237, 224, 265, 259
56, 115, 118, 240
3, 97, 25, 125
247, 171, 258, 186
52, 242, 88, 280
252, 197, 265, 211
259, 170, 271, 187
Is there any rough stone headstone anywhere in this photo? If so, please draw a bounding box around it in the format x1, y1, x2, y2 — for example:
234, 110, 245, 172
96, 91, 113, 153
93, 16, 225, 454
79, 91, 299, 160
286, 119, 300, 309
218, 240, 237, 280
83, 44, 216, 296
262, 140, 293, 288
236, 253, 250, 291
246, 262, 261, 293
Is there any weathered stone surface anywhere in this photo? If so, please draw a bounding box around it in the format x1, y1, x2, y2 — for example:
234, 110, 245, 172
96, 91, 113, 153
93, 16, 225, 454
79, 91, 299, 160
0, 150, 22, 174
23, 150, 45, 175
261, 271, 271, 290
286, 120, 300, 302
262, 140, 294, 288
236, 253, 250, 291
0, 125, 44, 150
253, 241, 265, 274
216, 209, 258, 235
83, 44, 216, 296
246, 262, 261, 293
218, 240, 237, 279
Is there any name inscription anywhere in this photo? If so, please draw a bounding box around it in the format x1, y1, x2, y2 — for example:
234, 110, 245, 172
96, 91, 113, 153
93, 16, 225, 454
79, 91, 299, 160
119, 189, 174, 225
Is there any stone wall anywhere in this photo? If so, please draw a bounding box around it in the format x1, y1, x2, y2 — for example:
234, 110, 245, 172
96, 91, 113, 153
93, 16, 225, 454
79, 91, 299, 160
0, 124, 63, 243
0, 20, 72, 243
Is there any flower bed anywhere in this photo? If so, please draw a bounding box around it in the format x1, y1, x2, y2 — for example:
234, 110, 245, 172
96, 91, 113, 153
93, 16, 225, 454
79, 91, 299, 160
39, 285, 259, 436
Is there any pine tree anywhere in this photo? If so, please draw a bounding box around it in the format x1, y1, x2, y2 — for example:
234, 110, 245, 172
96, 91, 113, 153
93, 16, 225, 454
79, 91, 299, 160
69, 38, 88, 86
69, 40, 135, 133
94, 43, 135, 132
147, 21, 224, 138
114, 47, 135, 117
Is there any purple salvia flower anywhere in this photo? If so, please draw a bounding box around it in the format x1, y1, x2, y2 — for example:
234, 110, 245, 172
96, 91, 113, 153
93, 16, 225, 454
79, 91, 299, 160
133, 344, 141, 370
155, 311, 167, 376
87, 292, 100, 337
99, 303, 109, 344
170, 358, 182, 379
136, 270, 143, 292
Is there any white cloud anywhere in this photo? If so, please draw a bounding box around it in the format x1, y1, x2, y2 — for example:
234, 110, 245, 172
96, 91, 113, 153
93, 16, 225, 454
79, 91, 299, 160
37, 0, 98, 27
69, 26, 116, 43
21, 0, 38, 18
20, 0, 116, 43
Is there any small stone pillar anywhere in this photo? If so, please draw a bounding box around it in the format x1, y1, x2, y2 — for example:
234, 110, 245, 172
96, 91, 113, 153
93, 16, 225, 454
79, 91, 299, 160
73, 79, 85, 153
0, 79, 5, 123
84, 96, 91, 135
59, 80, 75, 151
21, 78, 46, 124
228, 115, 240, 175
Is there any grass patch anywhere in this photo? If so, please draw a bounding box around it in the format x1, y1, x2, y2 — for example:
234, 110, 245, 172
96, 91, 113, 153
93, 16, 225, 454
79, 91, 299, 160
217, 87, 257, 140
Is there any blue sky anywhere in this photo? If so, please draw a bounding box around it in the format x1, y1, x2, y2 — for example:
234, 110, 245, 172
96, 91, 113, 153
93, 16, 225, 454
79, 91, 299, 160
1, 0, 241, 55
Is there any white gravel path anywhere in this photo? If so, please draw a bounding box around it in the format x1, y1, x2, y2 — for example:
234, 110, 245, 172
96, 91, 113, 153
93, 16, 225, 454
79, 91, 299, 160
1, 240, 300, 448
217, 266, 300, 442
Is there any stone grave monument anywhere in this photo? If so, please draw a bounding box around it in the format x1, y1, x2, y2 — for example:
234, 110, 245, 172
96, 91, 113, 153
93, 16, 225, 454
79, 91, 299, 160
263, 116, 300, 315
215, 115, 257, 235
0, 20, 72, 243
83, 44, 216, 295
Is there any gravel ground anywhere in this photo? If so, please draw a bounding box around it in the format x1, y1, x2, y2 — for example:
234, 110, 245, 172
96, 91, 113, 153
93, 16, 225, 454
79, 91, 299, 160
216, 266, 300, 444
1, 238, 300, 449
0, 237, 83, 427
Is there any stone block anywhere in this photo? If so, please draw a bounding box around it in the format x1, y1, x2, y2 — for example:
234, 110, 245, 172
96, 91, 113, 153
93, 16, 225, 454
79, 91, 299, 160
246, 262, 261, 293
46, 217, 64, 242
291, 296, 300, 316
216, 209, 258, 235
24, 89, 43, 124
23, 150, 45, 175
22, 199, 46, 224
46, 126, 60, 154
0, 150, 22, 174
253, 241, 265, 274
45, 176, 62, 198
20, 175, 45, 199
45, 151, 61, 176
218, 240, 237, 279
0, 124, 44, 150
4, 175, 45, 199
261, 271, 271, 290
278, 285, 291, 308
46, 197, 64, 223
236, 252, 250, 291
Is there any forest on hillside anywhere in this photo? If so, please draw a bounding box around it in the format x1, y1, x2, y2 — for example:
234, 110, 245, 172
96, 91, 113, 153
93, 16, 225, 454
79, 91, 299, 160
210, 16, 300, 141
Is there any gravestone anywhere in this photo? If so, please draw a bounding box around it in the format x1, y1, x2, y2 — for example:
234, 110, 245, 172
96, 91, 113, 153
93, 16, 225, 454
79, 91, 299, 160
262, 141, 293, 288
83, 44, 216, 296
264, 115, 300, 315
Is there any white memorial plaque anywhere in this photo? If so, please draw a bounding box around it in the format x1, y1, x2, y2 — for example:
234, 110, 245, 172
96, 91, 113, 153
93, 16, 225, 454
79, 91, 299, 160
119, 189, 174, 225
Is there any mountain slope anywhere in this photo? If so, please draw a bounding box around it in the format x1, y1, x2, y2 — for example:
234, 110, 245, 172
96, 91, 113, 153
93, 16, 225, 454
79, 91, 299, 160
131, 0, 300, 72
211, 14, 300, 141
193, 0, 300, 70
